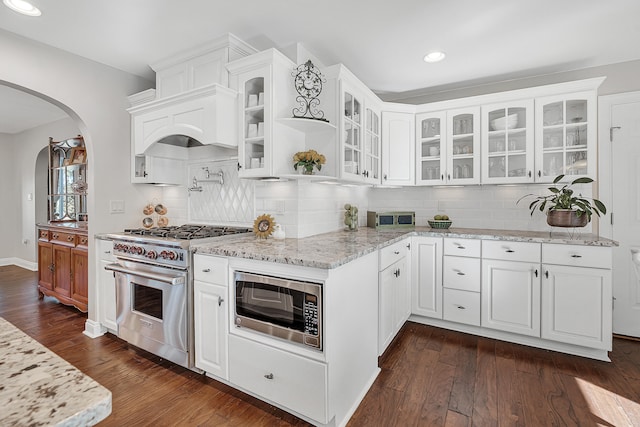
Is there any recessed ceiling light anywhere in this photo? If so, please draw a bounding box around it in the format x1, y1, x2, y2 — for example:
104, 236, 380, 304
3, 0, 41, 16
423, 51, 446, 63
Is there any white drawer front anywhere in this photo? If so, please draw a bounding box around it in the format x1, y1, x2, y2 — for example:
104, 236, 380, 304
380, 239, 408, 271
482, 240, 541, 263
193, 255, 228, 285
229, 335, 328, 423
542, 244, 612, 269
443, 238, 481, 258
97, 239, 116, 262
443, 288, 480, 326
443, 256, 481, 292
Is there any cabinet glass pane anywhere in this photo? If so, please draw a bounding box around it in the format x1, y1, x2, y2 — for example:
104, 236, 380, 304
543, 152, 563, 176
244, 78, 264, 108
51, 195, 76, 221
421, 138, 441, 158
566, 100, 587, 124
421, 159, 440, 181
344, 93, 353, 119
452, 113, 473, 135
452, 158, 473, 179
507, 154, 527, 177
488, 157, 505, 178
543, 102, 563, 126
244, 78, 265, 171
421, 118, 441, 138
566, 150, 587, 175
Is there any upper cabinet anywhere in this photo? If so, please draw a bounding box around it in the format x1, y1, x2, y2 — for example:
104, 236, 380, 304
481, 100, 534, 184
228, 49, 336, 179
48, 136, 87, 222
535, 91, 597, 182
382, 110, 415, 186
415, 107, 480, 186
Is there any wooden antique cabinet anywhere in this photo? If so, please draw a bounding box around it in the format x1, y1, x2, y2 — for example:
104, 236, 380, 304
37, 225, 89, 312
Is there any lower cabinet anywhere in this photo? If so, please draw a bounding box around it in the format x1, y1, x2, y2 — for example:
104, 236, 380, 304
37, 226, 88, 312
378, 239, 410, 355
97, 239, 117, 332
229, 334, 328, 424
411, 236, 443, 318
193, 255, 229, 380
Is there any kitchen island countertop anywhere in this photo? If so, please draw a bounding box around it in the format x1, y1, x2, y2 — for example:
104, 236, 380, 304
192, 227, 618, 269
0, 317, 111, 426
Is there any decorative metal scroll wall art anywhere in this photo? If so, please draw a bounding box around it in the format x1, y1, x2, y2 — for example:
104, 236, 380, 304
292, 60, 328, 122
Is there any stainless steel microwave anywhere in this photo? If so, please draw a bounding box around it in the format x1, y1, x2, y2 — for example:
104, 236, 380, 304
367, 211, 415, 229
234, 271, 322, 350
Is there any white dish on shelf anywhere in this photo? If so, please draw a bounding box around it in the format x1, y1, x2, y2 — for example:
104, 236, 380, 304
491, 114, 518, 130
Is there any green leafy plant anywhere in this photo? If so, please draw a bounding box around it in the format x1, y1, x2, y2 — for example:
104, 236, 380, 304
517, 174, 607, 222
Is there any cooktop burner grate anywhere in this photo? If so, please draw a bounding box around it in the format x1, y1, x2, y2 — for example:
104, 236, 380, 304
123, 224, 251, 240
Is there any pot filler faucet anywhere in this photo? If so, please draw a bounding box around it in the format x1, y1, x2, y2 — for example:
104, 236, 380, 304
188, 167, 224, 192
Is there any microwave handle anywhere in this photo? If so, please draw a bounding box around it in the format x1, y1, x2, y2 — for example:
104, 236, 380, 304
105, 263, 185, 285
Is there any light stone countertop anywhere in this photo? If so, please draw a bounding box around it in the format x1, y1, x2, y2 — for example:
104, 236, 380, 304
0, 317, 112, 426
192, 226, 618, 269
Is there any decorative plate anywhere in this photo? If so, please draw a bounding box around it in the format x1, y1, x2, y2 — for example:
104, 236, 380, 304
253, 214, 276, 239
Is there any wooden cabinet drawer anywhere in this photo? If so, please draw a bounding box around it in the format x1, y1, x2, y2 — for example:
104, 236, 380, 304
38, 229, 50, 241
443, 288, 480, 326
380, 239, 408, 271
443, 238, 481, 257
443, 256, 481, 292
193, 255, 228, 285
482, 240, 540, 263
229, 335, 328, 423
542, 244, 612, 269
76, 235, 89, 249
50, 231, 76, 247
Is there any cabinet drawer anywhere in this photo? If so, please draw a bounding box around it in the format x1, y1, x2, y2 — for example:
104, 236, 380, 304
443, 238, 481, 257
380, 240, 407, 271
50, 231, 76, 247
97, 239, 116, 262
443, 256, 481, 292
542, 244, 612, 269
443, 288, 480, 326
193, 255, 228, 285
76, 235, 89, 249
38, 229, 50, 241
229, 335, 328, 423
482, 240, 540, 263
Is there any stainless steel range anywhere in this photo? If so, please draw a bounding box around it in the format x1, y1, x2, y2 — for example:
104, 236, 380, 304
105, 224, 251, 369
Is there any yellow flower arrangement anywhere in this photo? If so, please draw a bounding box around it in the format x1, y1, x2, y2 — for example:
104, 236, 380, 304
293, 149, 326, 174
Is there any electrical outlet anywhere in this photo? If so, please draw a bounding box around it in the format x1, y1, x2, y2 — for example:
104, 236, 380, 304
110, 200, 125, 214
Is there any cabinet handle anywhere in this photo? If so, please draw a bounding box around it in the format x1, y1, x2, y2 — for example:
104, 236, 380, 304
447, 174, 451, 181
528, 170, 532, 178
535, 269, 538, 277
394, 269, 400, 277
104, 250, 111, 254
505, 249, 514, 253
456, 245, 466, 250
67, 236, 74, 242
218, 296, 224, 306
538, 170, 542, 177
52, 233, 58, 239
570, 254, 582, 258
456, 271, 466, 276
202, 268, 211, 272
49, 264, 54, 272
383, 174, 388, 181
441, 174, 444, 181
237, 162, 242, 171
393, 250, 400, 255
456, 305, 466, 310
406, 243, 411, 250
264, 373, 274, 380
545, 270, 549, 278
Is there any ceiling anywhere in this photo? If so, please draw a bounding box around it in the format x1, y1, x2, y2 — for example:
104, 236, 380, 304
2, 0, 640, 134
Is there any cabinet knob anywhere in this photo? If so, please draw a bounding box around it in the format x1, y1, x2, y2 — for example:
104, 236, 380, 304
383, 174, 388, 181
393, 250, 400, 255
406, 243, 411, 250
505, 249, 515, 253
202, 268, 211, 272
534, 269, 539, 277
264, 373, 274, 380
67, 236, 74, 242
218, 296, 224, 307
538, 170, 542, 177
49, 264, 54, 272
237, 162, 242, 171
456, 245, 466, 250
528, 170, 532, 178
456, 305, 466, 310
456, 271, 466, 276
545, 270, 549, 278
570, 254, 583, 258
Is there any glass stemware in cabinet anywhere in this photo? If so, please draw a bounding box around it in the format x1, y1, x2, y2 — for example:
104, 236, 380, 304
487, 106, 528, 179
418, 117, 443, 182
244, 77, 265, 171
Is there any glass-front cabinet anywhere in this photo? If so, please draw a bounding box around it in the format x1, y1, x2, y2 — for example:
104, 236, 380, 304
535, 91, 596, 182
416, 107, 480, 185
481, 100, 534, 184
236, 66, 269, 178
342, 88, 362, 180
363, 103, 381, 183
48, 136, 87, 222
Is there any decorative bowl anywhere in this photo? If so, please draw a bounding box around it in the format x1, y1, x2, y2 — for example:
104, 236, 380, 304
427, 220, 452, 229
491, 113, 518, 130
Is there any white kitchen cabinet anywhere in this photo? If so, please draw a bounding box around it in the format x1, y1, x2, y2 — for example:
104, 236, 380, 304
415, 107, 480, 185
411, 236, 443, 318
97, 239, 117, 333
378, 240, 410, 355
481, 100, 535, 184
534, 91, 597, 182
132, 154, 186, 185
541, 244, 612, 350
193, 254, 229, 380
381, 111, 415, 186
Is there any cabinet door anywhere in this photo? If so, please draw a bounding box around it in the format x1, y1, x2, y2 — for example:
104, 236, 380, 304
447, 107, 480, 185
98, 240, 117, 332
378, 256, 409, 355
482, 259, 541, 337
394, 257, 410, 331
341, 82, 364, 181
237, 65, 270, 177
382, 111, 415, 186
541, 265, 612, 350
416, 111, 446, 185
411, 236, 443, 318
71, 247, 88, 307
38, 242, 53, 291
53, 245, 71, 298
535, 91, 597, 182
194, 280, 228, 380
363, 104, 381, 183
482, 100, 535, 184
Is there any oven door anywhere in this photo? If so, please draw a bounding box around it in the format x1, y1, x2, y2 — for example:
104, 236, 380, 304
106, 261, 189, 367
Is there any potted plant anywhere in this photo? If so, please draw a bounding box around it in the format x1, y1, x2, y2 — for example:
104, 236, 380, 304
293, 149, 326, 175
517, 174, 607, 227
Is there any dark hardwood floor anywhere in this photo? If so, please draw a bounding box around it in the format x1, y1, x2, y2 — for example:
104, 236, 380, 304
2, 265, 640, 426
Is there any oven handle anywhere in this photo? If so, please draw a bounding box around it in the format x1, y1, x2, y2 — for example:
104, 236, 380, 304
105, 263, 185, 285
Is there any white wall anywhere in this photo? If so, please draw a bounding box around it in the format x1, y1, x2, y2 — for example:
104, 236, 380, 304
0, 132, 19, 264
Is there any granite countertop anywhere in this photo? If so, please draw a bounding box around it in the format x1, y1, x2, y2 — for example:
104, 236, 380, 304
37, 222, 88, 231
0, 317, 111, 426
192, 226, 618, 269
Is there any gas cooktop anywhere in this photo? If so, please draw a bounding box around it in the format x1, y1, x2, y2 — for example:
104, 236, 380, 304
122, 224, 252, 240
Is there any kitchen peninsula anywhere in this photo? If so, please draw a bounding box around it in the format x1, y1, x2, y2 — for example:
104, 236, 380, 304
0, 317, 111, 426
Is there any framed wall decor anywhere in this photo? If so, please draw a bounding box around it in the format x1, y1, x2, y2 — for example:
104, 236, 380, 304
70, 147, 86, 164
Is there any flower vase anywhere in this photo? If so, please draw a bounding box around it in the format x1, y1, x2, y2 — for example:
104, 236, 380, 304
302, 165, 315, 175
347, 213, 358, 231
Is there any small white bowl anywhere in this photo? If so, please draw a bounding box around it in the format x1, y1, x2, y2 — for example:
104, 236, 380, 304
491, 114, 518, 130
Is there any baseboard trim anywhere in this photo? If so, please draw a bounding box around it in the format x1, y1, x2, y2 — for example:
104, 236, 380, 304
0, 258, 37, 271
83, 319, 106, 338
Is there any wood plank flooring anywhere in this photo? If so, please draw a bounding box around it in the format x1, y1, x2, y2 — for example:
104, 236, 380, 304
2, 265, 640, 426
